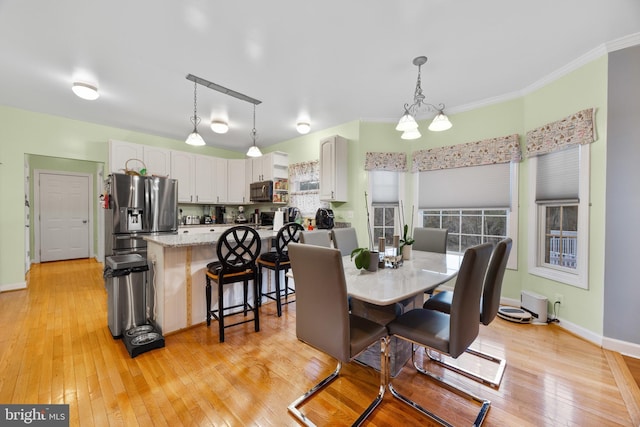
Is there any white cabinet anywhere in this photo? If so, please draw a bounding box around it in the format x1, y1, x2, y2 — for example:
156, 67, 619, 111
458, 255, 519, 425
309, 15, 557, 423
109, 140, 144, 174
194, 155, 216, 203
171, 151, 195, 203
142, 146, 171, 177
319, 135, 348, 202
109, 140, 170, 177
212, 157, 227, 203
226, 159, 247, 204
248, 151, 288, 183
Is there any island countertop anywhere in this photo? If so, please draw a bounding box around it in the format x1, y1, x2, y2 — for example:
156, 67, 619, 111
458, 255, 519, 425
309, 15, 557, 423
143, 227, 275, 247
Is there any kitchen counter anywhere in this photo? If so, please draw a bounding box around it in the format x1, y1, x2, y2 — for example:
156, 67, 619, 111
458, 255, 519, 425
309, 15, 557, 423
144, 227, 276, 335
146, 227, 274, 247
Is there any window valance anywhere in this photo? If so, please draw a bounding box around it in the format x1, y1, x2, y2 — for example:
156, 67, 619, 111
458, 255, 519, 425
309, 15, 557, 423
364, 152, 407, 172
525, 108, 595, 157
411, 134, 521, 173
289, 160, 319, 177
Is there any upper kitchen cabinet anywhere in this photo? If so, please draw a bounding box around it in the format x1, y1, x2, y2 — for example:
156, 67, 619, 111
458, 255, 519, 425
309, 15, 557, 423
226, 159, 247, 204
248, 151, 288, 183
319, 135, 348, 202
170, 151, 217, 203
109, 140, 170, 177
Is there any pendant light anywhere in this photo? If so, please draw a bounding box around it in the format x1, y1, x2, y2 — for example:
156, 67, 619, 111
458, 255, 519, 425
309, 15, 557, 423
246, 104, 263, 157
396, 56, 452, 138
185, 80, 206, 146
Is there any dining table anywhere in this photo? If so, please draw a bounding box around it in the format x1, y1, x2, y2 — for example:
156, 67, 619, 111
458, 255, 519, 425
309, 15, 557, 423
343, 250, 462, 376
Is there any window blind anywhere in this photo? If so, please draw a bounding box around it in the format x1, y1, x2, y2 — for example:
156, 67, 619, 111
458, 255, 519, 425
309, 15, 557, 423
418, 163, 511, 209
535, 145, 579, 202
371, 170, 399, 204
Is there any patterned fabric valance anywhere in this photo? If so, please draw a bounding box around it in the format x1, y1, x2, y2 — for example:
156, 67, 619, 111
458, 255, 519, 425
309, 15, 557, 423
364, 152, 408, 171
525, 108, 596, 157
289, 160, 319, 176
411, 134, 521, 173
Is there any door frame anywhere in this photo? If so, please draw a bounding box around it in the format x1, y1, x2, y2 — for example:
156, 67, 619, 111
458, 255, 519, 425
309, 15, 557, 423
33, 169, 94, 263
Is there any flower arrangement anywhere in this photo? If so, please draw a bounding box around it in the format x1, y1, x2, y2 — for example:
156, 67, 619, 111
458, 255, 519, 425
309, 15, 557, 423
399, 201, 415, 257
351, 191, 378, 271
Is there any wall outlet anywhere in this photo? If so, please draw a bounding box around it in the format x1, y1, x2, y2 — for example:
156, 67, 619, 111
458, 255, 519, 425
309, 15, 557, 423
554, 294, 564, 305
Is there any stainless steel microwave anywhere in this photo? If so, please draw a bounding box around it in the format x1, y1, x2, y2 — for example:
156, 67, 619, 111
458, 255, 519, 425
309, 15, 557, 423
249, 180, 273, 202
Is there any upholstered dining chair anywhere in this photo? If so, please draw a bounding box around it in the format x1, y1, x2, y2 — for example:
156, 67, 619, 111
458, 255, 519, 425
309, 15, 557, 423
205, 226, 262, 343
423, 238, 513, 387
330, 227, 359, 256
413, 227, 449, 296
287, 243, 389, 426
299, 230, 332, 247
412, 227, 448, 253
387, 242, 493, 426
257, 222, 304, 317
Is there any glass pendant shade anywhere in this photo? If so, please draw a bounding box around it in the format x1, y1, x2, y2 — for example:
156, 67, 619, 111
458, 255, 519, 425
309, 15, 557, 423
401, 128, 422, 140
186, 131, 206, 146
396, 112, 418, 131
428, 112, 453, 132
246, 145, 262, 157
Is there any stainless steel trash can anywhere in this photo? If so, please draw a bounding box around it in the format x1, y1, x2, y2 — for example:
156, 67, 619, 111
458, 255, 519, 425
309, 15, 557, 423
104, 254, 149, 337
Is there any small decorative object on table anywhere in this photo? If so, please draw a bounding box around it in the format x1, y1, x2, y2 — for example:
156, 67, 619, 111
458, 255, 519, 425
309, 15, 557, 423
399, 201, 415, 260
350, 191, 379, 272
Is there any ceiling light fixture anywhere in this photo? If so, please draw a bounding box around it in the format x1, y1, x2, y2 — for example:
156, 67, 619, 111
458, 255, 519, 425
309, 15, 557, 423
396, 56, 452, 139
211, 120, 229, 134
296, 122, 311, 135
185, 80, 206, 146
246, 104, 263, 158
72, 81, 99, 100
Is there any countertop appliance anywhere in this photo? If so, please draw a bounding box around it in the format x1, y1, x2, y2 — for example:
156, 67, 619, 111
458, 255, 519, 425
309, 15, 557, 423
315, 208, 335, 229
260, 211, 275, 226
250, 180, 273, 203
104, 173, 178, 257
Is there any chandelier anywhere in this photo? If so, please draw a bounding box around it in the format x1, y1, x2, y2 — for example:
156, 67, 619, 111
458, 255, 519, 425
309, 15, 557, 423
396, 56, 452, 140
246, 104, 262, 157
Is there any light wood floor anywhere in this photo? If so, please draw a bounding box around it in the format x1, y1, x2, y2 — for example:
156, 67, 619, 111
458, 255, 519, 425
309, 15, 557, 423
1, 258, 640, 426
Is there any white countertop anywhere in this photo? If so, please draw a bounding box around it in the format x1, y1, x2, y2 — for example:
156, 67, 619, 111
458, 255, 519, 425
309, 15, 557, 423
144, 227, 275, 247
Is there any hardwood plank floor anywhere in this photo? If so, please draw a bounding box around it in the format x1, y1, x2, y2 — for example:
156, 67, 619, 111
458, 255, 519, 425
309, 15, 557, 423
1, 258, 639, 426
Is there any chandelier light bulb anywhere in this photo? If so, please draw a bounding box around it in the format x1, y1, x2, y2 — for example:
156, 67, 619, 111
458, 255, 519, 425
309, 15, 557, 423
428, 112, 453, 132
401, 128, 422, 140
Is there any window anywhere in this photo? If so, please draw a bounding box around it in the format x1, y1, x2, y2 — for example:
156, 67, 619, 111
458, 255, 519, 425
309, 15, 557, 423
421, 209, 508, 253
369, 170, 403, 246
528, 145, 589, 288
417, 163, 519, 269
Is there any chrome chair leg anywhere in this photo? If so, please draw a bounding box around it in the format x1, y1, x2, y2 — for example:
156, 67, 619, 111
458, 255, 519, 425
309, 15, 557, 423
425, 347, 507, 388
288, 362, 342, 427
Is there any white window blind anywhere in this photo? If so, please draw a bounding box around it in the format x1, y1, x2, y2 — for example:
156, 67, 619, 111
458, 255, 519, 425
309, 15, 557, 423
418, 163, 511, 209
371, 170, 399, 204
535, 145, 579, 202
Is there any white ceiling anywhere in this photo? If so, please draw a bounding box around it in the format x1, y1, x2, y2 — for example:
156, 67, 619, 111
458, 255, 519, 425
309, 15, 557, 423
1, 0, 639, 154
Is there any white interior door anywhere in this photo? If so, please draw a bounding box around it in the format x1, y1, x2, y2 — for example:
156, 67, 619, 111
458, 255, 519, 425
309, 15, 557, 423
39, 173, 90, 262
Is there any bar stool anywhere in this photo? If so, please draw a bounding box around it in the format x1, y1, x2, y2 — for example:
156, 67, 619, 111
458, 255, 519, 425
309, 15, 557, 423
205, 226, 262, 343
257, 222, 303, 317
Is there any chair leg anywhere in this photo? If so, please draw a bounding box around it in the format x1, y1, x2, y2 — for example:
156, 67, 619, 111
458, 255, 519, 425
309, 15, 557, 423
387, 340, 491, 426
274, 262, 282, 317
253, 271, 260, 332
218, 281, 225, 343
288, 362, 342, 426
205, 276, 212, 326
425, 347, 507, 388
243, 278, 249, 316
352, 336, 389, 427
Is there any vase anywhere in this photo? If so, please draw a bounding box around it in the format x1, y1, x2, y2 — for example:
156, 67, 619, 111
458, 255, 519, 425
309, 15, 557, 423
402, 245, 412, 260
367, 251, 379, 272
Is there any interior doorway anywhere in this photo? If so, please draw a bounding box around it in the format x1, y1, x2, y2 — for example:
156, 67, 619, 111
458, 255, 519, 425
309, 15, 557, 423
34, 170, 93, 262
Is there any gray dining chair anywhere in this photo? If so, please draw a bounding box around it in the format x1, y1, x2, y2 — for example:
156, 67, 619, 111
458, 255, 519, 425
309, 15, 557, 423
287, 243, 389, 426
387, 242, 493, 426
299, 230, 332, 247
412, 227, 448, 253
330, 227, 359, 256
423, 238, 513, 387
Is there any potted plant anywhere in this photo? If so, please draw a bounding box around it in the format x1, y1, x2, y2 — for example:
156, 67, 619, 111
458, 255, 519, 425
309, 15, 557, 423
399, 201, 415, 260
351, 192, 378, 272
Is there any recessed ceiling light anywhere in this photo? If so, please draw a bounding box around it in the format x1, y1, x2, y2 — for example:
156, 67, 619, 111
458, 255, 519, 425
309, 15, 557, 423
72, 81, 99, 100
296, 122, 311, 134
211, 120, 229, 134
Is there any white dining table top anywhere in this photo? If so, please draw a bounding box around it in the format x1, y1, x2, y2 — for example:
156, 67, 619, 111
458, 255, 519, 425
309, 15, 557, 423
342, 251, 462, 306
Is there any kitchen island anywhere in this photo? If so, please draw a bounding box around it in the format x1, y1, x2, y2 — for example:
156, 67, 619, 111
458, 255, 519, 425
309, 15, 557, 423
144, 227, 275, 334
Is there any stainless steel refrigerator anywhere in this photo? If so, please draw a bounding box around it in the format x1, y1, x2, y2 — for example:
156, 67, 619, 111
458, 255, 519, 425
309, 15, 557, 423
104, 173, 178, 257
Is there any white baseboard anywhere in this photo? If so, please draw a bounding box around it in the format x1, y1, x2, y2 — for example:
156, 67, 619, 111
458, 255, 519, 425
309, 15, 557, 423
0, 281, 27, 292
603, 337, 640, 359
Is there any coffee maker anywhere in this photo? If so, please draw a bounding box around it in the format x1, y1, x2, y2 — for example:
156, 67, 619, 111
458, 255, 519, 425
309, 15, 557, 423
214, 206, 225, 224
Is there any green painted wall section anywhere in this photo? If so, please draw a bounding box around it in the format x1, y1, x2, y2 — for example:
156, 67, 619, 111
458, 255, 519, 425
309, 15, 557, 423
0, 55, 609, 336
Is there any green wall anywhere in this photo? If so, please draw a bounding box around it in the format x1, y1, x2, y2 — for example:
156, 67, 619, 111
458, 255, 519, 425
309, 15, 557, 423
0, 54, 610, 337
